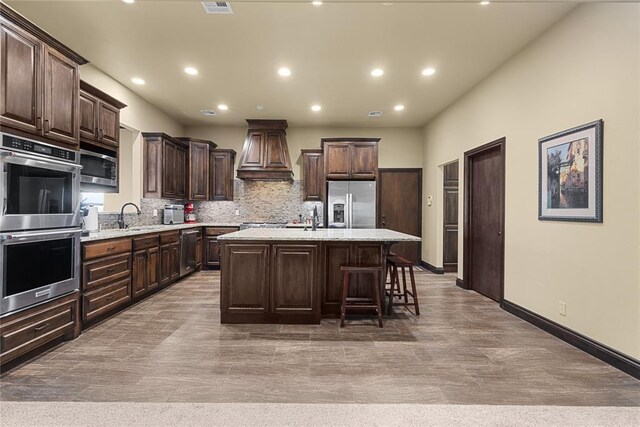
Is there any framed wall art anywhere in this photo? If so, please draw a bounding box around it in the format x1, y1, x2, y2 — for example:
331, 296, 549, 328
538, 119, 603, 222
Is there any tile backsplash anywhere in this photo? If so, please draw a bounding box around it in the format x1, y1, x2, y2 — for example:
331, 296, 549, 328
98, 180, 322, 229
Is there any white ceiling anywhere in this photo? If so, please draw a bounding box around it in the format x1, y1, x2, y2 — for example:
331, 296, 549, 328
7, 1, 575, 127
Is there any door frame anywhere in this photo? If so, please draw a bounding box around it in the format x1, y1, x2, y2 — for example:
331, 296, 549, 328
377, 168, 423, 262
463, 138, 506, 301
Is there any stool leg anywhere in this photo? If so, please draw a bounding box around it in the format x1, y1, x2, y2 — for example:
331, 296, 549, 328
394, 266, 401, 294
409, 266, 420, 316
388, 266, 398, 315
340, 271, 349, 327
373, 272, 383, 328
401, 267, 408, 304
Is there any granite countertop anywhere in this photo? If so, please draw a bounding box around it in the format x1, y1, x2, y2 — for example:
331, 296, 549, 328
217, 228, 421, 242
285, 223, 324, 228
81, 223, 241, 242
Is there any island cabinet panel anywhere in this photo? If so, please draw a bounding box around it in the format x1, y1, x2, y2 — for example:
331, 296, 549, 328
222, 244, 270, 319
271, 245, 319, 321
321, 242, 383, 317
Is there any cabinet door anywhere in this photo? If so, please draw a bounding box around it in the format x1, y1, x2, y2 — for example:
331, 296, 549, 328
160, 244, 172, 286
98, 101, 119, 146
351, 243, 383, 299
162, 141, 176, 197
350, 142, 378, 180
147, 246, 159, 291
0, 20, 42, 135
132, 249, 148, 298
195, 236, 202, 270
175, 145, 188, 199
43, 45, 79, 146
264, 131, 289, 169
210, 151, 233, 201
189, 141, 209, 200
322, 243, 351, 316
79, 90, 98, 142
271, 244, 318, 315
239, 132, 264, 168
324, 142, 351, 180
302, 151, 323, 201
221, 244, 269, 313
170, 242, 180, 279
205, 237, 221, 267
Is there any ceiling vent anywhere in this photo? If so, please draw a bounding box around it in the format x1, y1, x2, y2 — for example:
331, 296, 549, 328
368, 111, 383, 117
201, 2, 233, 14
200, 109, 217, 116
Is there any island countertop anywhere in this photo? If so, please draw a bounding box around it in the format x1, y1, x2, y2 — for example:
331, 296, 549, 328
217, 228, 421, 242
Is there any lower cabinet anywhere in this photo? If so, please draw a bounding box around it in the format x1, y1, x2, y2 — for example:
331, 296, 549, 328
204, 227, 239, 268
159, 231, 180, 286
132, 247, 159, 299
0, 291, 80, 365
196, 235, 202, 270
220, 242, 320, 323
82, 278, 131, 323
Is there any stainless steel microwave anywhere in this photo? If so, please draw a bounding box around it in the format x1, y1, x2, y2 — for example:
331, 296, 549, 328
80, 149, 117, 192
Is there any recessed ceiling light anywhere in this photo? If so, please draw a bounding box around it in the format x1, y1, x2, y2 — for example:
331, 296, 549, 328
217, 104, 228, 111
311, 104, 322, 112
131, 77, 145, 85
480, 1, 491, 5
278, 67, 291, 77
312, 1, 323, 6
370, 68, 384, 77
184, 67, 198, 76
122, 0, 135, 4
394, 105, 405, 111
422, 67, 436, 76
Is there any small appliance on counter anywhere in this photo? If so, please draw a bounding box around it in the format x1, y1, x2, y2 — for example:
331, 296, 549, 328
184, 202, 196, 223
163, 204, 185, 225
80, 205, 99, 234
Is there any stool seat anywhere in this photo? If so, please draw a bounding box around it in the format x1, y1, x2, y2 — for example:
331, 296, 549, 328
386, 255, 414, 268
340, 264, 384, 328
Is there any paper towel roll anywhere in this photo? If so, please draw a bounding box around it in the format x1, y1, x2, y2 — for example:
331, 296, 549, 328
85, 206, 99, 232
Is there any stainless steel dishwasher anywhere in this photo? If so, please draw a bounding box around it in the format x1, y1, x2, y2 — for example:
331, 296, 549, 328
180, 228, 200, 277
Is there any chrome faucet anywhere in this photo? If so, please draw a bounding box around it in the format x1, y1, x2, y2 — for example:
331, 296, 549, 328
312, 205, 319, 231
118, 202, 141, 229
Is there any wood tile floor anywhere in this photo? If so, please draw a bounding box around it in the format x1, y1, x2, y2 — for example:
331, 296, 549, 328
1, 271, 638, 405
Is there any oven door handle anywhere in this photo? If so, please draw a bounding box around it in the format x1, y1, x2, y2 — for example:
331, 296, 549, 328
1, 228, 82, 244
0, 150, 82, 172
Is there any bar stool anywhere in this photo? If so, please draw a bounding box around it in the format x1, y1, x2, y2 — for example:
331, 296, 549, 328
385, 255, 420, 316
340, 265, 384, 328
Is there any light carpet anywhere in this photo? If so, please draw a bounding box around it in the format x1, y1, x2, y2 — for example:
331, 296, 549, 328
1, 402, 639, 426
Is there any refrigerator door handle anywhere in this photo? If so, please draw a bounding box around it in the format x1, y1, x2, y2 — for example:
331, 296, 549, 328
348, 193, 353, 229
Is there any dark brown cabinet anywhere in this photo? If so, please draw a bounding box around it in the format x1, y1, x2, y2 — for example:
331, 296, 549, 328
132, 236, 160, 299
204, 227, 239, 268
237, 120, 293, 180
301, 149, 324, 201
221, 243, 270, 319
210, 149, 236, 201
79, 80, 126, 148
195, 235, 203, 270
322, 139, 379, 181
159, 231, 180, 286
270, 244, 319, 319
143, 133, 189, 199
177, 137, 217, 201
0, 7, 87, 149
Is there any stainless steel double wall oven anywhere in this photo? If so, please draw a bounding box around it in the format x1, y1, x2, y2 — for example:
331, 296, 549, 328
0, 132, 82, 315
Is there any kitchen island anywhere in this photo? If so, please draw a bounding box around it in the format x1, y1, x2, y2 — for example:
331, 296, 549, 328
217, 228, 421, 324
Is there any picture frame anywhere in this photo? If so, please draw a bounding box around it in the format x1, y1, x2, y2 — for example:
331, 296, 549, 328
538, 119, 603, 222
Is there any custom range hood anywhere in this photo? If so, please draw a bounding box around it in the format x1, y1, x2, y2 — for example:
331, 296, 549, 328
236, 119, 293, 180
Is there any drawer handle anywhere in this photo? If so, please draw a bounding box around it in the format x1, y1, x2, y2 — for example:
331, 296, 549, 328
106, 267, 116, 274
106, 247, 116, 252
105, 295, 115, 301
34, 323, 49, 332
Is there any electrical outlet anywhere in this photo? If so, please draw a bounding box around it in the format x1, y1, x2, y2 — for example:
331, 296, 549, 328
152, 209, 158, 217
235, 209, 239, 216
427, 195, 433, 206
559, 301, 567, 316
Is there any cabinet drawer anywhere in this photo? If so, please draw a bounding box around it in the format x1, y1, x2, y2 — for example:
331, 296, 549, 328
83, 238, 132, 260
159, 231, 180, 244
205, 227, 238, 236
82, 253, 131, 292
1, 293, 77, 363
133, 234, 159, 250
82, 278, 131, 323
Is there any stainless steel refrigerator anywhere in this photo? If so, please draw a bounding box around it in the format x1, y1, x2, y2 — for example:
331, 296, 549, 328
327, 181, 376, 228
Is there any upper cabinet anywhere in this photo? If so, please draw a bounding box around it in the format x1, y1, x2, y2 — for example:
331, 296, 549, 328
322, 138, 379, 181
210, 149, 236, 201
0, 5, 88, 148
79, 80, 126, 149
176, 137, 217, 201
301, 149, 323, 201
143, 133, 189, 199
237, 119, 293, 180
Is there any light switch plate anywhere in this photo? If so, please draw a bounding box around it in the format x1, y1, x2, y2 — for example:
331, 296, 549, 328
559, 301, 567, 316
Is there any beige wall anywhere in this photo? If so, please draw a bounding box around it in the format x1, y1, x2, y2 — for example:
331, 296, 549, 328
184, 125, 423, 178
421, 3, 640, 358
79, 64, 185, 211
